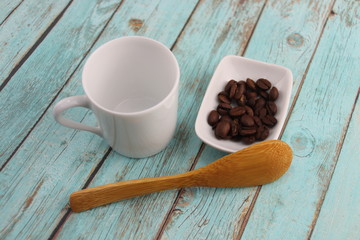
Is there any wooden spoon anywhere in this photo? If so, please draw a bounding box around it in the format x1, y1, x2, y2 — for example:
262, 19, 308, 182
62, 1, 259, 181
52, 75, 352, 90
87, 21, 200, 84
70, 140, 292, 212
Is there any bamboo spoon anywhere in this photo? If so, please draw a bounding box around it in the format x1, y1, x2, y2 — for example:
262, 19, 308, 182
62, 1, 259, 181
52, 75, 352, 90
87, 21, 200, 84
70, 140, 292, 212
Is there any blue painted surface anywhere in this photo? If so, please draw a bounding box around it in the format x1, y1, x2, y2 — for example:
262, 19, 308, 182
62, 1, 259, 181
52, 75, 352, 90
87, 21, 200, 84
0, 0, 359, 239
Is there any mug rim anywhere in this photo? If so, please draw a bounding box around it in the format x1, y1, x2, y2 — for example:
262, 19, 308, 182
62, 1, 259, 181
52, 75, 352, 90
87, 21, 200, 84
82, 36, 180, 116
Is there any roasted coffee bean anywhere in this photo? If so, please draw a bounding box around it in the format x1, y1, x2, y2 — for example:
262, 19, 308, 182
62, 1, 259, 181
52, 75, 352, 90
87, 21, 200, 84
231, 121, 239, 136
240, 114, 254, 127
256, 78, 271, 90
269, 87, 279, 101
218, 91, 231, 104
239, 128, 256, 136
246, 78, 257, 91
229, 106, 246, 117
237, 94, 247, 106
225, 80, 236, 92
256, 125, 269, 140
217, 108, 227, 115
234, 83, 244, 99
220, 115, 232, 122
238, 82, 246, 95
266, 101, 277, 115
215, 121, 231, 139
253, 116, 262, 127
259, 90, 269, 99
229, 83, 237, 98
261, 115, 277, 127
209, 77, 279, 143
217, 103, 232, 115
207, 110, 219, 126
245, 91, 257, 99
242, 135, 256, 144
254, 98, 266, 110
259, 108, 267, 118
245, 105, 254, 117
247, 97, 256, 107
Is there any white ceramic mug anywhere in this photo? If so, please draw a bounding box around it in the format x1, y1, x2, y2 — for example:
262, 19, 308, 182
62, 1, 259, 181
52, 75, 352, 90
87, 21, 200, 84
53, 36, 179, 158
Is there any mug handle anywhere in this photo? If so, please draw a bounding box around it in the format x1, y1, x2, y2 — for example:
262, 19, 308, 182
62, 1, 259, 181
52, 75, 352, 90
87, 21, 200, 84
53, 95, 103, 137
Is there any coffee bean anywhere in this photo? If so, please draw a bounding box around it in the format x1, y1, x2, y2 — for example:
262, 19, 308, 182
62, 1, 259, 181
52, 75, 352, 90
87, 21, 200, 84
225, 80, 236, 93
241, 114, 254, 127
217, 103, 232, 115
239, 128, 256, 136
259, 108, 267, 118
242, 135, 256, 144
231, 120, 239, 136
238, 80, 246, 85
238, 82, 246, 95
259, 90, 269, 99
215, 121, 231, 139
256, 78, 271, 90
245, 91, 257, 99
207, 110, 219, 126
253, 116, 262, 127
266, 101, 277, 115
208, 77, 279, 144
255, 98, 266, 110
234, 83, 245, 99
245, 105, 254, 117
256, 125, 269, 140
218, 91, 231, 104
237, 94, 247, 106
246, 78, 256, 91
220, 115, 232, 122
229, 83, 237, 99
247, 97, 256, 107
229, 106, 246, 117
269, 87, 279, 101
261, 115, 277, 127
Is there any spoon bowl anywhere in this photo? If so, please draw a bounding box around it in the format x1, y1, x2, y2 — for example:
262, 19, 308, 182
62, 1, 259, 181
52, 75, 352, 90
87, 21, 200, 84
70, 140, 292, 212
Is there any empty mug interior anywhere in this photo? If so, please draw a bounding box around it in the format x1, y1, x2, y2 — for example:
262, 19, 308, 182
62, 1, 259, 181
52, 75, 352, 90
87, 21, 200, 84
82, 37, 179, 114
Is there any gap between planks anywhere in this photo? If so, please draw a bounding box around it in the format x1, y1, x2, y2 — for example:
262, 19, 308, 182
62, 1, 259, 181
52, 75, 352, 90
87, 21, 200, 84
236, 1, 338, 238
306, 88, 360, 240
154, 143, 205, 240
155, 0, 269, 238
47, 1, 201, 238
0, 0, 74, 92
0, 0, 125, 172
48, 148, 113, 240
0, 0, 25, 26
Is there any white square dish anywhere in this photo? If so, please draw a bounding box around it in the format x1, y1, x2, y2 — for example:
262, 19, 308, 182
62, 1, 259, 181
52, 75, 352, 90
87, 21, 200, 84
195, 55, 293, 153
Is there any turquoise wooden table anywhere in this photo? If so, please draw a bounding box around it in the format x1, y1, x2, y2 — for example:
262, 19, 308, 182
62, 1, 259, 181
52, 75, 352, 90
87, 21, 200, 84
1, 0, 359, 239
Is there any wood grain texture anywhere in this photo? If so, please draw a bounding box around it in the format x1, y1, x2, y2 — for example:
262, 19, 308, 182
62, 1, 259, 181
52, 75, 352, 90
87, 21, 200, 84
241, 0, 360, 239
0, 0, 23, 24
310, 91, 360, 239
0, 0, 199, 239
0, 0, 121, 167
161, 0, 335, 239
0, 0, 71, 86
55, 0, 265, 239
69, 140, 291, 212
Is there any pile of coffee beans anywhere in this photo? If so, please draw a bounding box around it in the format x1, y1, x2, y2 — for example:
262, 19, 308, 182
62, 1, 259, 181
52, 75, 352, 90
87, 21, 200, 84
207, 78, 279, 144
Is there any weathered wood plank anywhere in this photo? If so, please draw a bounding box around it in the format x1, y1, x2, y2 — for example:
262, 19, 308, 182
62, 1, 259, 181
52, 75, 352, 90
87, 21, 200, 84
55, 0, 265, 239
241, 0, 360, 239
0, 0, 23, 24
160, 0, 335, 239
0, 0, 199, 239
0, 0, 121, 167
310, 92, 359, 239
0, 0, 71, 86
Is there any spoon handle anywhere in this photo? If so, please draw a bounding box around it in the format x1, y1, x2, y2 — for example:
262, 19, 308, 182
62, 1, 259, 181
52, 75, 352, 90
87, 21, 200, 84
70, 171, 196, 212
